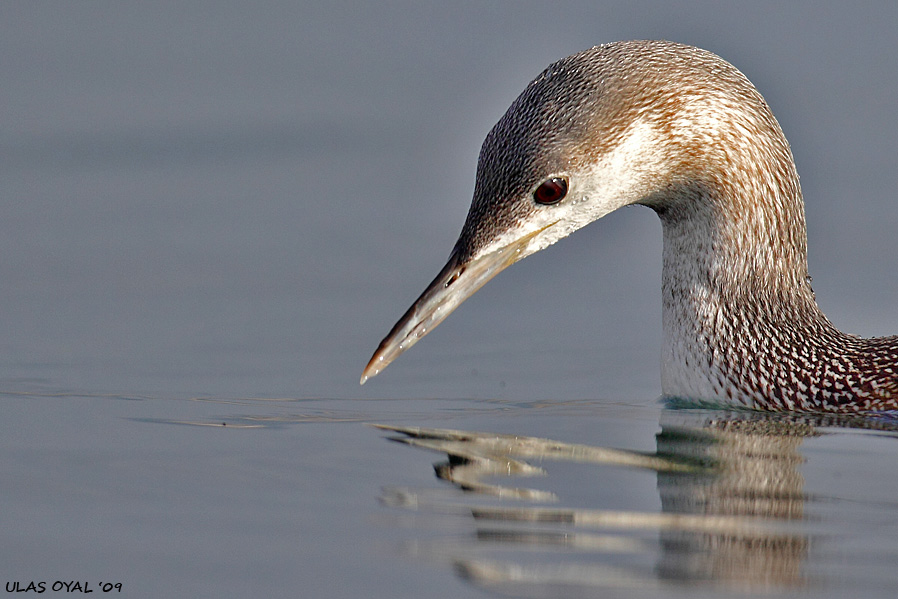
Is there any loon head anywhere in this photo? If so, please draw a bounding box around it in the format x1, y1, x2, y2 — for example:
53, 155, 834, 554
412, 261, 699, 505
361, 40, 801, 384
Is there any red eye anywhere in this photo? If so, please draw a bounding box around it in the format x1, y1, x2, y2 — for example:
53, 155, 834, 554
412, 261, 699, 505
533, 177, 568, 205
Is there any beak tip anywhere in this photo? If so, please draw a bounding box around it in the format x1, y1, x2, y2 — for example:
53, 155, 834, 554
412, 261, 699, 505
360, 359, 381, 385
359, 368, 372, 385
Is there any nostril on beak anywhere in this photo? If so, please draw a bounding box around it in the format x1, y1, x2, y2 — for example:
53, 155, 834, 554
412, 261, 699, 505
445, 268, 464, 288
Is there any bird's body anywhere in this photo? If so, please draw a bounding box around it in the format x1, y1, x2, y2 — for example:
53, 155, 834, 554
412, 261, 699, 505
361, 40, 898, 413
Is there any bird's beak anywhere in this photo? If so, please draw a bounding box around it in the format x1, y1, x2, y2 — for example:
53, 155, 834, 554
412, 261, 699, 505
360, 225, 551, 384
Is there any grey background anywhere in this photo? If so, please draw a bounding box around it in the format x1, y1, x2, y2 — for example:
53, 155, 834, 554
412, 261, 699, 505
3, 2, 897, 402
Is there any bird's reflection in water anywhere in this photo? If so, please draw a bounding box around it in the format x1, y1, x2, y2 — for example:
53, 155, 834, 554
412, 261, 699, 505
377, 409, 894, 597
654, 411, 813, 590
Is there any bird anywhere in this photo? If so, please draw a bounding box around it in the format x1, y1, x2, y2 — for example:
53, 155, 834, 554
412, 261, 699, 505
360, 40, 898, 413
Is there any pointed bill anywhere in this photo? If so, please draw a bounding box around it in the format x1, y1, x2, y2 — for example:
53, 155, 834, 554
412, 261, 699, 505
360, 226, 551, 384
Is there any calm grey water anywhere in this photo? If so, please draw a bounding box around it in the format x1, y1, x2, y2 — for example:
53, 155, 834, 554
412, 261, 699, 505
3, 2, 898, 597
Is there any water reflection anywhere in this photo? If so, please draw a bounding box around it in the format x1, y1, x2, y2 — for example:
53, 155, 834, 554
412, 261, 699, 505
655, 411, 814, 590
377, 409, 898, 597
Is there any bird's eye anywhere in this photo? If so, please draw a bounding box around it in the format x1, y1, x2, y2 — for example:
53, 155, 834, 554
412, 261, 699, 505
533, 177, 568, 205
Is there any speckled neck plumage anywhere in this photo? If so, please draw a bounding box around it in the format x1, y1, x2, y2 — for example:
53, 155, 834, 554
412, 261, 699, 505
614, 42, 898, 411
362, 40, 898, 413
656, 179, 898, 411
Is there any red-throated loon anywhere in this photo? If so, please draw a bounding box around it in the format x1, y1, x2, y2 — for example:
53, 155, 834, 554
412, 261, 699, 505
360, 40, 898, 413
